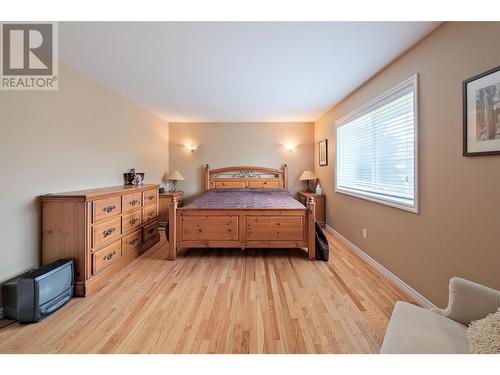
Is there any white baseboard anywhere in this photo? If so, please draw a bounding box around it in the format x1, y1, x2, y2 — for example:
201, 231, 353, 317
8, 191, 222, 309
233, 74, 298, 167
0, 306, 3, 320
325, 225, 435, 309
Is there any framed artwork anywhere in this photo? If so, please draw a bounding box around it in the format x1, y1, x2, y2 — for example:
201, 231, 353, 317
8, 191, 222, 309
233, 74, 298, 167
319, 139, 328, 166
463, 65, 500, 156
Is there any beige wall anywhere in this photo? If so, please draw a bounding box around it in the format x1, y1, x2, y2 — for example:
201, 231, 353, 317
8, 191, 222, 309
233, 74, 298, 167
314, 22, 500, 306
169, 122, 314, 201
0, 63, 169, 286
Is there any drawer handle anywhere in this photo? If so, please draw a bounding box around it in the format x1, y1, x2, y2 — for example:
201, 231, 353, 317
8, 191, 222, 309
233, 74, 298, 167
129, 199, 139, 206
129, 217, 139, 225
102, 205, 115, 213
129, 238, 139, 246
103, 251, 116, 261
146, 195, 155, 201
103, 227, 115, 237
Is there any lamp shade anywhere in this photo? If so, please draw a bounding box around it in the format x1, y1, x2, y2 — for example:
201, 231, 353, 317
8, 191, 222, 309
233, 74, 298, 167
299, 170, 316, 181
168, 170, 184, 181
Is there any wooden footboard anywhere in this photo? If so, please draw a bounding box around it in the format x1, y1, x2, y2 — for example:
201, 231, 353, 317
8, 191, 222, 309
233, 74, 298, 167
168, 197, 316, 260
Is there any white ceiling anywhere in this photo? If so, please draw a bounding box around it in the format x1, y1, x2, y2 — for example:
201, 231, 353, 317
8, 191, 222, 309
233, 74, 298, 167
59, 22, 440, 122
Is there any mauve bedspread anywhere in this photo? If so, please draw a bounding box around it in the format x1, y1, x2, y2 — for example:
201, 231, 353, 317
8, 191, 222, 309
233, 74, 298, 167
183, 188, 305, 209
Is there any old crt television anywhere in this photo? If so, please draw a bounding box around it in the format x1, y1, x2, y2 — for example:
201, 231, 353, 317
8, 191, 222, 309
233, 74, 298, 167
2, 259, 73, 323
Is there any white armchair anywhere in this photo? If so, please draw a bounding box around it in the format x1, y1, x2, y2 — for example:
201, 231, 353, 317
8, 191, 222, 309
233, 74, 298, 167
380, 277, 500, 354
433, 277, 500, 326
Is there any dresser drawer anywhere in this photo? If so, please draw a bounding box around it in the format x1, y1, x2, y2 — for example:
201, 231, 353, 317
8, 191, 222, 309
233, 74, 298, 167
92, 196, 121, 223
93, 240, 121, 274
143, 189, 157, 206
143, 204, 157, 223
122, 230, 142, 256
93, 217, 121, 247
143, 221, 158, 242
122, 209, 142, 233
122, 192, 142, 212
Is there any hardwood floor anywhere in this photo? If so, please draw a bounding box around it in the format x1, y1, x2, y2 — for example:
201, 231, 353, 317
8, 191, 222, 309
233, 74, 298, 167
0, 230, 416, 354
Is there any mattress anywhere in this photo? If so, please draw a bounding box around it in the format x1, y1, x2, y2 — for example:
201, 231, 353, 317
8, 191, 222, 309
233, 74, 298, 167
183, 188, 305, 209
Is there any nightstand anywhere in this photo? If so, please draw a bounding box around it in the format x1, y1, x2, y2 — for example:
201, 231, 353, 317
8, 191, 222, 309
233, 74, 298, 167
296, 191, 326, 228
159, 191, 183, 227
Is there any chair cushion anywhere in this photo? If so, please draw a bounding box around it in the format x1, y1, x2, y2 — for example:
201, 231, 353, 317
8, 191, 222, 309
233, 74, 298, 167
380, 301, 469, 354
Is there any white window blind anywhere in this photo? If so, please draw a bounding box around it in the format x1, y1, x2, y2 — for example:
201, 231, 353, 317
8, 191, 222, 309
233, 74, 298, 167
335, 75, 418, 212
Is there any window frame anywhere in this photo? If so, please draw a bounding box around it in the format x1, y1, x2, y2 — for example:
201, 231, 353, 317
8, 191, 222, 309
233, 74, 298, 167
334, 75, 419, 213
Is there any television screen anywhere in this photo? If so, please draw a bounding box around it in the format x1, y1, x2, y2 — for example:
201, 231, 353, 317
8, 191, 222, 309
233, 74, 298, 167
38, 266, 73, 306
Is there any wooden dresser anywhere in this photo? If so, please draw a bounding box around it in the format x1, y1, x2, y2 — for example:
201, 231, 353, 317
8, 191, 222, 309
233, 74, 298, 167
40, 184, 160, 296
296, 191, 326, 228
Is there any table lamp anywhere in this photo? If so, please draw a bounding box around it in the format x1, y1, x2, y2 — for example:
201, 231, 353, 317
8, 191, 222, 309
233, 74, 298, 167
298, 170, 316, 192
168, 170, 184, 192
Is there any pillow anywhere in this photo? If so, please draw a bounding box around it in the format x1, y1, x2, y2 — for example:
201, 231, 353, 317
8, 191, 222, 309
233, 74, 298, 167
466, 308, 500, 354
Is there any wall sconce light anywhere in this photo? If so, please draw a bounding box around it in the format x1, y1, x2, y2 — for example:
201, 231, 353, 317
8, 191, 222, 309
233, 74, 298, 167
186, 144, 198, 152
285, 143, 296, 152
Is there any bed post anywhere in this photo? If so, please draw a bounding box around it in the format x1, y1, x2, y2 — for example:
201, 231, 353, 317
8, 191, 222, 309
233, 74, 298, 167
307, 196, 316, 260
168, 197, 177, 260
282, 164, 288, 190
204, 164, 210, 191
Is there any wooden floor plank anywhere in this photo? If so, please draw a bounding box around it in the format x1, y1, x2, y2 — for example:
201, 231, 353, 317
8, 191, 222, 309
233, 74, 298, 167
0, 230, 416, 354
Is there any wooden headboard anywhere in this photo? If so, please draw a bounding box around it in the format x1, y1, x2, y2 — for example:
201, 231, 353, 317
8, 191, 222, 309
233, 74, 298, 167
204, 164, 288, 191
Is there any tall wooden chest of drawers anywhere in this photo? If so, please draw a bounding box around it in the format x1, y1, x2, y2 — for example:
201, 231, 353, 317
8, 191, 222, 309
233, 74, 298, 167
40, 184, 160, 296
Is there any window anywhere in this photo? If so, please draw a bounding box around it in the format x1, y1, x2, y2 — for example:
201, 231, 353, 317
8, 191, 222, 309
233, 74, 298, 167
335, 75, 418, 212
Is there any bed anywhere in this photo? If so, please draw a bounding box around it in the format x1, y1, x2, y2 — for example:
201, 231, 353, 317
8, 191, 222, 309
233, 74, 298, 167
167, 164, 316, 260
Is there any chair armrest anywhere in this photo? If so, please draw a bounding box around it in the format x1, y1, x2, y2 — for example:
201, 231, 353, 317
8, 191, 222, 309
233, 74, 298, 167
432, 277, 500, 326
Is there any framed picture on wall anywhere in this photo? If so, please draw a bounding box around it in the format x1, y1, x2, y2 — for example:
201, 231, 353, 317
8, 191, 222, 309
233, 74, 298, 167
463, 65, 500, 156
319, 139, 328, 166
